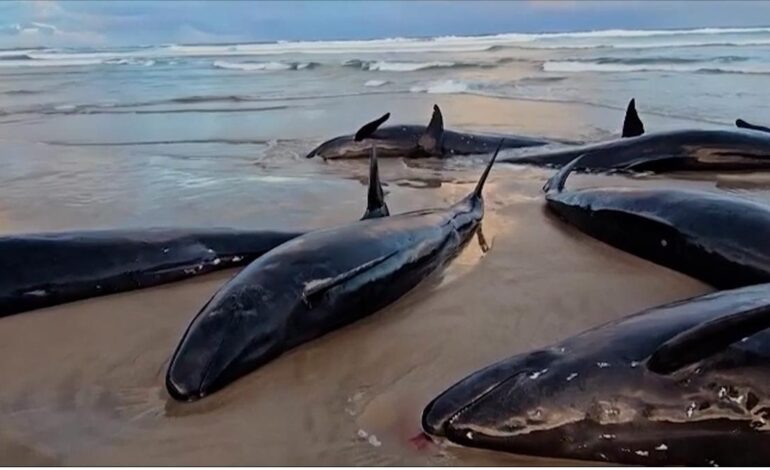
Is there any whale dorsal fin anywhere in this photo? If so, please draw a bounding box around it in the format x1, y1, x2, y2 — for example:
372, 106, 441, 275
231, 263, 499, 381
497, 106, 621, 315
301, 250, 400, 308
362, 145, 390, 220
736, 118, 770, 134
417, 105, 445, 156
647, 303, 770, 374
542, 153, 587, 194
354, 113, 390, 141
622, 98, 645, 138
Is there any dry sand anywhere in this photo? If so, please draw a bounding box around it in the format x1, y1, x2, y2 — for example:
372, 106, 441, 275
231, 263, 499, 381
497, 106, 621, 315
0, 94, 748, 465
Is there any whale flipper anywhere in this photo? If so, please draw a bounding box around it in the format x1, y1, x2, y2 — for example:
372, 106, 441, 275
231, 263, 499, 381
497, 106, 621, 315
542, 153, 586, 193
471, 139, 504, 199
354, 112, 391, 141
301, 250, 400, 307
621, 98, 645, 138
736, 118, 770, 134
362, 146, 390, 220
417, 105, 445, 156
647, 303, 770, 374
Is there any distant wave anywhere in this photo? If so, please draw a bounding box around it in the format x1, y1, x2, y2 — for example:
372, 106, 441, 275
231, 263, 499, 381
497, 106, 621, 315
212, 60, 318, 71
0, 26, 768, 71
409, 79, 472, 94
364, 80, 389, 87
543, 60, 770, 74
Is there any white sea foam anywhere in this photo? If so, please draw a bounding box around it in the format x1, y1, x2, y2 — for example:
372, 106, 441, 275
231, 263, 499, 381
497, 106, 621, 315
368, 60, 455, 71
364, 79, 389, 87
543, 60, 770, 74
212, 60, 314, 71
409, 79, 470, 94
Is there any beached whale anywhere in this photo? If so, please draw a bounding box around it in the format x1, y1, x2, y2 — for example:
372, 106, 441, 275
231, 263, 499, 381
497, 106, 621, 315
0, 228, 303, 317
305, 105, 552, 159
422, 282, 770, 466
503, 99, 770, 172
166, 142, 501, 401
543, 155, 770, 289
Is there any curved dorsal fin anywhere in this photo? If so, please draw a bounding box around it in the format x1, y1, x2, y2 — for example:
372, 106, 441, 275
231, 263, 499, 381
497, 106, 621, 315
647, 303, 770, 374
354, 113, 390, 142
417, 105, 445, 155
622, 98, 645, 138
361, 145, 390, 220
736, 118, 770, 134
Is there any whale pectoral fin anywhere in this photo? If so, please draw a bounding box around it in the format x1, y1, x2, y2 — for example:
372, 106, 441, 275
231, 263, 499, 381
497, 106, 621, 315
417, 104, 445, 156
647, 303, 770, 374
354, 112, 391, 141
362, 145, 390, 220
301, 250, 400, 307
736, 118, 770, 134
621, 98, 645, 138
622, 154, 688, 172
542, 153, 586, 194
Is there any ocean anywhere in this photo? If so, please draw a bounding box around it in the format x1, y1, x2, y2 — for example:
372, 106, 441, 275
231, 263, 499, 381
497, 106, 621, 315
0, 27, 767, 465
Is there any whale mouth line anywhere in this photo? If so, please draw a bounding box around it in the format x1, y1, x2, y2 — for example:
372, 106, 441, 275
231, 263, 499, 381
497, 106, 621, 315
425, 369, 530, 438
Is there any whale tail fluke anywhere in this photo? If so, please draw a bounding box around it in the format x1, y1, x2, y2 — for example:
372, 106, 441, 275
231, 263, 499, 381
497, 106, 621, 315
621, 98, 645, 138
417, 105, 445, 156
542, 153, 587, 194
362, 145, 390, 220
471, 139, 504, 200
355, 112, 391, 142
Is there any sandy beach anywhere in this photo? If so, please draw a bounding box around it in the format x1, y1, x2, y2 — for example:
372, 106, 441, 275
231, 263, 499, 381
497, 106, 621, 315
0, 93, 733, 465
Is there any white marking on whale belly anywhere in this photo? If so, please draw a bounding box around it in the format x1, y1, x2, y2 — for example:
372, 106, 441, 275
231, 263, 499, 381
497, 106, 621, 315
232, 255, 243, 262
23, 289, 47, 297
566, 372, 579, 382
596, 362, 610, 368
656, 444, 668, 451
368, 435, 382, 447
660, 239, 668, 247
529, 368, 548, 379
635, 450, 649, 457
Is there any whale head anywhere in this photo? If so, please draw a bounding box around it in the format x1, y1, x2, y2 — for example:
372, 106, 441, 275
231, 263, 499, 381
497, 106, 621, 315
166, 282, 286, 401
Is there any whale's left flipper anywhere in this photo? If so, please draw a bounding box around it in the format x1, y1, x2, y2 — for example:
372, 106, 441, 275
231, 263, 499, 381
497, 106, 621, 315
355, 113, 391, 141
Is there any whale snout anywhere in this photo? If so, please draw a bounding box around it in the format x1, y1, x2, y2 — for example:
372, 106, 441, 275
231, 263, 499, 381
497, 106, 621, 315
166, 287, 286, 402
422, 359, 529, 437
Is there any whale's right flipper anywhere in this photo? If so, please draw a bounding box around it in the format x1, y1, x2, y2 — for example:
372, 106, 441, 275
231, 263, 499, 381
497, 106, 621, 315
621, 98, 645, 138
736, 118, 770, 134
647, 303, 770, 374
362, 146, 390, 220
355, 113, 391, 141
417, 105, 445, 156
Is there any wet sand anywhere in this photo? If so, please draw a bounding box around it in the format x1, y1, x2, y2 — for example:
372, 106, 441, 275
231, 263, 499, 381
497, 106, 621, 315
0, 94, 742, 465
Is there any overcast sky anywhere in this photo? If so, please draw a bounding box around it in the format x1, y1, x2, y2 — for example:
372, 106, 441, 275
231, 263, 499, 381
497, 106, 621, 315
2, 1, 770, 48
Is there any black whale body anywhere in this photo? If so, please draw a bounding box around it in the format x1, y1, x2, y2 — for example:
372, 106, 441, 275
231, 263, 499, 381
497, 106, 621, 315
0, 228, 302, 316
306, 105, 556, 160
542, 156, 770, 289
423, 283, 770, 466
504, 128, 770, 172
166, 144, 501, 401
